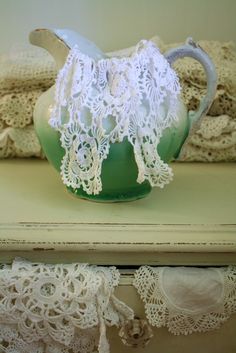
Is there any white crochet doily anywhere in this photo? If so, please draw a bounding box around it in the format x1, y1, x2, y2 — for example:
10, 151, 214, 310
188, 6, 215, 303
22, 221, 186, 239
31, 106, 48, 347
50, 40, 181, 195
0, 39, 236, 161
0, 258, 133, 353
133, 265, 236, 335
109, 38, 236, 162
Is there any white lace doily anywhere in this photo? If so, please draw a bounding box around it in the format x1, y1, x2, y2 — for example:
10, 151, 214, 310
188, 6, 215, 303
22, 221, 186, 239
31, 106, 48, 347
133, 265, 236, 335
109, 38, 236, 163
50, 40, 181, 195
0, 39, 235, 162
0, 258, 133, 353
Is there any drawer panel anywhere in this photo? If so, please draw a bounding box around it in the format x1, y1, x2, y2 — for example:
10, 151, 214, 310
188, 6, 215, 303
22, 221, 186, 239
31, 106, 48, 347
111, 284, 236, 353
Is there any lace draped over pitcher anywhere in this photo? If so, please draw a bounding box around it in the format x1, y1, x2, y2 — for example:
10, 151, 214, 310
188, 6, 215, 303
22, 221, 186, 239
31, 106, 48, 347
50, 40, 181, 195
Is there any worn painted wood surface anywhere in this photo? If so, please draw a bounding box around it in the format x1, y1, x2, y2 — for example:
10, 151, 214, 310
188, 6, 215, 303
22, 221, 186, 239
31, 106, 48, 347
0, 160, 235, 264
110, 283, 236, 353
0, 160, 236, 352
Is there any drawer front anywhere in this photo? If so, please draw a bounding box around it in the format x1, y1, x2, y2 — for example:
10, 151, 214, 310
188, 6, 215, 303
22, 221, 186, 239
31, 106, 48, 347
111, 285, 236, 353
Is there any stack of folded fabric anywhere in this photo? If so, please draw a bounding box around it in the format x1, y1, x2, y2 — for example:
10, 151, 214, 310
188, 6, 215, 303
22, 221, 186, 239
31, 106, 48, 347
152, 37, 236, 162
0, 45, 56, 158
0, 39, 235, 161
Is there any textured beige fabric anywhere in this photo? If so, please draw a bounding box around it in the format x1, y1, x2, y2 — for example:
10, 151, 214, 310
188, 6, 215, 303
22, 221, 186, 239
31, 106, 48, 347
0, 45, 56, 158
152, 38, 236, 161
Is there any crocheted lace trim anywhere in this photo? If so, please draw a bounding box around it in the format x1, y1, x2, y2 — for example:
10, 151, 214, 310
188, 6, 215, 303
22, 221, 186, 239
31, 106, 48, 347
50, 40, 181, 195
133, 265, 236, 335
0, 258, 133, 353
0, 40, 235, 161
109, 38, 236, 163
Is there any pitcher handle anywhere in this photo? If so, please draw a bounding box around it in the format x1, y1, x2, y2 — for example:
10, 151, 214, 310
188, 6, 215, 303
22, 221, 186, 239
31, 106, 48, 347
164, 37, 217, 133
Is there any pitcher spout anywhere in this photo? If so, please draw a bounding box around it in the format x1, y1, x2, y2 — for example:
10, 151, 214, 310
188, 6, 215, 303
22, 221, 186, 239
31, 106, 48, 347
29, 28, 70, 69
29, 28, 105, 69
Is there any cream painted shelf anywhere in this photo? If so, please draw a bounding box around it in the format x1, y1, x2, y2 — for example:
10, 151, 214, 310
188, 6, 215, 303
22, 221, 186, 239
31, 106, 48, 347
1, 159, 236, 353
0, 159, 235, 265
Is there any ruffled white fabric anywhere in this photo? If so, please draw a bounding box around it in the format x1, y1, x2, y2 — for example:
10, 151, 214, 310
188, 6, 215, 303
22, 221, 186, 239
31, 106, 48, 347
0, 258, 133, 353
50, 40, 181, 195
133, 265, 236, 335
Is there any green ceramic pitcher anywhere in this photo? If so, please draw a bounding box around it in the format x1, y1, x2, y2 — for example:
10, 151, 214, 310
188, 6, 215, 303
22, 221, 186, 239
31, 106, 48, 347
30, 28, 217, 202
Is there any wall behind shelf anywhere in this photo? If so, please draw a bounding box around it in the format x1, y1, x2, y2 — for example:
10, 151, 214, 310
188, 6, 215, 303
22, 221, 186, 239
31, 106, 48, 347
0, 0, 235, 54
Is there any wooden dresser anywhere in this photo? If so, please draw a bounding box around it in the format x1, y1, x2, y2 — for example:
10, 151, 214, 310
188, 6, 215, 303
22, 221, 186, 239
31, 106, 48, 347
0, 159, 236, 353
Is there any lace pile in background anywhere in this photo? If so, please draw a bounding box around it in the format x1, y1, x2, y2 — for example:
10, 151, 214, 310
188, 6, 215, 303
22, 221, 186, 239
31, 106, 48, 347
50, 40, 180, 194
0, 45, 56, 158
157, 38, 236, 161
0, 39, 236, 161
133, 265, 236, 335
0, 258, 133, 353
